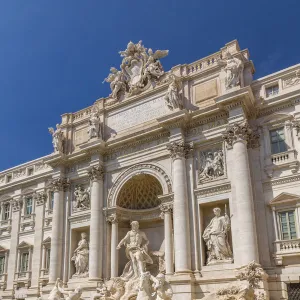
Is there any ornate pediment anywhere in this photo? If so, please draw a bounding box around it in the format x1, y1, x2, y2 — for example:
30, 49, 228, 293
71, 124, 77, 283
17, 241, 32, 249
269, 192, 300, 206
103, 41, 169, 104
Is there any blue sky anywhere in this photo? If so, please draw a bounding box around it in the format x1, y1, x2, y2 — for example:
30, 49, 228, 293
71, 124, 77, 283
0, 1, 299, 171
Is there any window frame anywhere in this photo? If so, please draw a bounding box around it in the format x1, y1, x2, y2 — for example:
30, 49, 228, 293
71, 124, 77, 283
269, 127, 287, 154
277, 209, 298, 240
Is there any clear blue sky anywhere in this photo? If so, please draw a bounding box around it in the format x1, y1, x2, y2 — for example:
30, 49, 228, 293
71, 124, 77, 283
0, 1, 299, 171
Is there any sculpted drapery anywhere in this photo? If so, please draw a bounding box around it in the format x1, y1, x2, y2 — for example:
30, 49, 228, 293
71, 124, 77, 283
71, 232, 89, 276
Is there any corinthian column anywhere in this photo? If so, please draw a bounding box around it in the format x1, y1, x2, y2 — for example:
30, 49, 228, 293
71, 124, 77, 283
106, 214, 118, 278
167, 141, 192, 273
48, 177, 70, 283
223, 122, 259, 265
160, 203, 174, 275
88, 166, 104, 281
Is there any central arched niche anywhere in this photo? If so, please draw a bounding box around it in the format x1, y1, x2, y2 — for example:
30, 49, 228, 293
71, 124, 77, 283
116, 174, 163, 210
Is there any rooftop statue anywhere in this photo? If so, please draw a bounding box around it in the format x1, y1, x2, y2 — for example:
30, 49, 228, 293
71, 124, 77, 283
103, 41, 169, 101
48, 124, 64, 154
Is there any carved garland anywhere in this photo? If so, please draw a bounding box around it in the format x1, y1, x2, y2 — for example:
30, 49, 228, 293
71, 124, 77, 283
107, 163, 172, 208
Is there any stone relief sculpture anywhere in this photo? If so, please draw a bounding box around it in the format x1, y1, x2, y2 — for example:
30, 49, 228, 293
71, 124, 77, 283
198, 150, 225, 183
48, 124, 64, 154
203, 207, 233, 265
103, 41, 169, 101
218, 52, 243, 89
285, 70, 300, 87
117, 221, 153, 281
164, 74, 183, 110
73, 185, 90, 210
88, 106, 102, 140
71, 232, 89, 277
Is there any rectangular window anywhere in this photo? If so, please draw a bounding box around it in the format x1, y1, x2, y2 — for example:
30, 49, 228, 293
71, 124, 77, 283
270, 128, 287, 154
20, 252, 29, 272
0, 256, 5, 274
279, 210, 297, 240
3, 203, 10, 221
25, 197, 33, 215
266, 84, 279, 97
45, 248, 51, 270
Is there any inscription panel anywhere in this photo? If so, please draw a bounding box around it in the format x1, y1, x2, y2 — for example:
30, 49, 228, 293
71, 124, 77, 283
106, 96, 167, 133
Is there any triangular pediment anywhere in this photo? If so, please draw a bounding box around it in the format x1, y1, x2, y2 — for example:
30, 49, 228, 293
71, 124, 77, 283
0, 245, 7, 252
42, 237, 51, 244
270, 192, 300, 206
17, 241, 31, 249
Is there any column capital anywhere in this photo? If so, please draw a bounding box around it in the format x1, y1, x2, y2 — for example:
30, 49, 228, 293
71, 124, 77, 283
50, 177, 70, 192
106, 213, 119, 224
167, 140, 193, 160
222, 121, 260, 149
88, 165, 104, 181
160, 202, 173, 219
10, 197, 22, 212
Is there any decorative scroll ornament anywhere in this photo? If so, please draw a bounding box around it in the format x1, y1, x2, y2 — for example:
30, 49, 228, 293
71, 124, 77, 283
88, 165, 104, 181
222, 122, 260, 148
164, 74, 183, 110
103, 41, 169, 101
218, 52, 243, 89
160, 202, 173, 219
87, 105, 102, 140
48, 124, 65, 154
167, 141, 194, 159
50, 177, 70, 192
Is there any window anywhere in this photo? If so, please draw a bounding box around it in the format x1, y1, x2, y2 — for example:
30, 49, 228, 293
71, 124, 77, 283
0, 256, 5, 274
266, 84, 279, 97
45, 248, 51, 270
279, 210, 297, 240
25, 197, 33, 215
3, 203, 10, 221
270, 128, 287, 154
20, 252, 29, 272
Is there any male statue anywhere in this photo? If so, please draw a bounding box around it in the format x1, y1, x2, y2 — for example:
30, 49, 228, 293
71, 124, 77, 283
117, 221, 153, 280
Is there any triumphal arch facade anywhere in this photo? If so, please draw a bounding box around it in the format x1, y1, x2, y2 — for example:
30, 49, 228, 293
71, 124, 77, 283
0, 40, 300, 300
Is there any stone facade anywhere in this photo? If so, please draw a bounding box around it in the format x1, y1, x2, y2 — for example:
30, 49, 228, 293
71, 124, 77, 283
0, 40, 299, 299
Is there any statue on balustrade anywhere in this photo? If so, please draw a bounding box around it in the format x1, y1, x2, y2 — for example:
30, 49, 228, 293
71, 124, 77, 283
48, 124, 64, 154
203, 207, 233, 265
164, 74, 183, 111
117, 221, 153, 281
88, 106, 102, 140
71, 232, 89, 277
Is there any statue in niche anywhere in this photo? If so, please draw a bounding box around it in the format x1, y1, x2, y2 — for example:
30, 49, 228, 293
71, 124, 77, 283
48, 124, 64, 154
74, 185, 90, 210
203, 207, 233, 265
103, 67, 127, 100
117, 221, 153, 281
164, 74, 183, 110
88, 106, 102, 140
218, 52, 243, 89
198, 150, 224, 183
71, 232, 89, 277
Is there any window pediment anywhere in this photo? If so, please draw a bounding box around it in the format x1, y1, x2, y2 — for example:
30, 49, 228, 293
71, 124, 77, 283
42, 237, 51, 245
270, 192, 300, 206
17, 241, 32, 249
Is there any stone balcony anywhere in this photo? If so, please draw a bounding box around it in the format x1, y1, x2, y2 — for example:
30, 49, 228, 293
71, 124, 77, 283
20, 214, 35, 232
14, 271, 31, 288
273, 238, 300, 265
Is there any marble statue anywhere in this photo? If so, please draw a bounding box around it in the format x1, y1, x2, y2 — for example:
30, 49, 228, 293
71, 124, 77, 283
74, 185, 90, 210
88, 106, 102, 140
198, 150, 224, 183
71, 232, 89, 277
64, 287, 82, 300
104, 41, 168, 98
136, 271, 156, 300
48, 278, 65, 300
164, 74, 183, 110
91, 284, 110, 300
152, 273, 173, 300
203, 207, 232, 265
117, 221, 153, 281
48, 124, 64, 153
103, 67, 127, 100
218, 52, 243, 89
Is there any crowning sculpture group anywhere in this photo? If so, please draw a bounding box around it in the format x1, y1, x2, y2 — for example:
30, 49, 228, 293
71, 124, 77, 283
46, 41, 249, 300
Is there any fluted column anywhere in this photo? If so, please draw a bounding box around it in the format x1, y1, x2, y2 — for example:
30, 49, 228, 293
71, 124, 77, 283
223, 122, 259, 265
107, 214, 119, 278
167, 141, 192, 273
88, 166, 104, 280
160, 203, 174, 275
48, 178, 69, 283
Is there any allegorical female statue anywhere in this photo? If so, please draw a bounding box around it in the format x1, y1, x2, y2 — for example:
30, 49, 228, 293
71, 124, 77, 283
203, 207, 233, 265
71, 232, 89, 277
